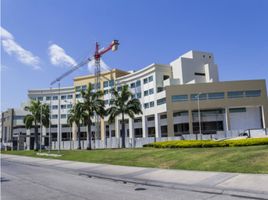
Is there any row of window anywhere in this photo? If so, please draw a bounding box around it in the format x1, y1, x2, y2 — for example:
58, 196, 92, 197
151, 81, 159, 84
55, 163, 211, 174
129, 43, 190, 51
32, 95, 73, 101
172, 90, 261, 102
52, 104, 72, 110
143, 75, 153, 84
144, 88, 154, 96
52, 114, 68, 119
144, 101, 154, 109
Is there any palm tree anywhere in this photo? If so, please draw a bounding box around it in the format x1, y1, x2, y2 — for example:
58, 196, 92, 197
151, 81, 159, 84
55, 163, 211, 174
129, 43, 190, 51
24, 100, 50, 151
81, 83, 105, 150
107, 85, 142, 148
67, 102, 86, 149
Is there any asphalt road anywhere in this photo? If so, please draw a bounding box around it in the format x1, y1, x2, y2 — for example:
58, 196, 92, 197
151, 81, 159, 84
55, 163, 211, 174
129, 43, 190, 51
1, 159, 247, 200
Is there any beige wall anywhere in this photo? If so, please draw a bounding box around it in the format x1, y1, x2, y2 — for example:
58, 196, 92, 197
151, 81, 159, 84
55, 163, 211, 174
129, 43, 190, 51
73, 69, 129, 140
165, 80, 268, 136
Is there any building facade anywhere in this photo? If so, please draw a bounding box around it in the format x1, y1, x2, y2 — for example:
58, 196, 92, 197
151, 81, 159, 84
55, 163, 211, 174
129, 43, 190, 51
2, 50, 268, 148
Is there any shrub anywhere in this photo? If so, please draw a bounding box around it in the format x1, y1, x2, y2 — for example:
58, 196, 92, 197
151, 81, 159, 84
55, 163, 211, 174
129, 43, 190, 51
143, 138, 268, 148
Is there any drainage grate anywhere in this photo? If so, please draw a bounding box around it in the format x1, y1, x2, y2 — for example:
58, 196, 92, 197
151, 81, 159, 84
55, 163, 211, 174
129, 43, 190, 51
135, 187, 146, 191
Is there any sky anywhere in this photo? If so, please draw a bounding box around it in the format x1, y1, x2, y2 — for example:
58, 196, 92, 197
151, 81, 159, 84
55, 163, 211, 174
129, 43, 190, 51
1, 0, 268, 111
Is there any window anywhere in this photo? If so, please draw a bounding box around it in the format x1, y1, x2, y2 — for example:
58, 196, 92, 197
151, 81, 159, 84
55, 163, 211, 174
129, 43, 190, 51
191, 93, 207, 101
61, 105, 66, 109
148, 127, 155, 137
207, 92, 224, 100
104, 90, 109, 95
81, 85, 87, 91
136, 92, 141, 99
144, 103, 149, 109
149, 101, 154, 107
52, 105, 58, 110
117, 86, 122, 91
103, 81, 109, 88
104, 100, 109, 105
37, 97, 43, 101
173, 111, 188, 117
143, 78, 148, 84
245, 90, 261, 97
52, 96, 58, 100
172, 95, 188, 102
144, 90, 149, 96
61, 114, 66, 119
46, 96, 51, 100
148, 76, 153, 82
61, 95, 66, 100
160, 114, 167, 119
194, 72, 205, 76
157, 98, 166, 105
228, 91, 244, 98
130, 82, 135, 88
161, 126, 168, 137
52, 115, 58, 119
134, 118, 142, 123
67, 95, 73, 99
157, 87, 164, 93
229, 107, 246, 113
136, 80, 141, 87
67, 104, 72, 109
109, 80, 114, 87
76, 94, 81, 98
75, 86, 81, 92
149, 88, 154, 95
163, 75, 169, 80
147, 116, 155, 121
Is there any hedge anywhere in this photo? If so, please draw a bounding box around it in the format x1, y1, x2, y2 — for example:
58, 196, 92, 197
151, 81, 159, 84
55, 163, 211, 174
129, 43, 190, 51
143, 138, 268, 148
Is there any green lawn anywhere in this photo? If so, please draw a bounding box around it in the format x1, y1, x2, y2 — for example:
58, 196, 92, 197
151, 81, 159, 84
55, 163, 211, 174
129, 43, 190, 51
2, 145, 268, 174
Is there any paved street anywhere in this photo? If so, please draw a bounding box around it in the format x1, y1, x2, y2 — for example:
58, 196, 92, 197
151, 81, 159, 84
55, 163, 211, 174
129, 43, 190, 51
1, 158, 249, 200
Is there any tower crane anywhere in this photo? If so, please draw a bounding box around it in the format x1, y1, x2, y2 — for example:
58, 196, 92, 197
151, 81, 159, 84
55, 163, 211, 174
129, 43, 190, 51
50, 40, 119, 150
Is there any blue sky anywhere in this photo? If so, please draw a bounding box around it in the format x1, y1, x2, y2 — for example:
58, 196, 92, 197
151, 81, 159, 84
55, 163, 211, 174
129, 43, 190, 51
1, 0, 268, 111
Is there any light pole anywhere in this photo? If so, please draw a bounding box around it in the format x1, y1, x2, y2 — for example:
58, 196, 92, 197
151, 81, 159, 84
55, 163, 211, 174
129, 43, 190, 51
58, 82, 61, 154
49, 87, 52, 153
196, 93, 202, 140
40, 93, 43, 153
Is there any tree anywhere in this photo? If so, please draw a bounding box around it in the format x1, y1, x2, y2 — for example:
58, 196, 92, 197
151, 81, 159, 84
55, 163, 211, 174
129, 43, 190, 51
81, 83, 105, 150
107, 85, 142, 148
67, 102, 86, 149
24, 100, 50, 151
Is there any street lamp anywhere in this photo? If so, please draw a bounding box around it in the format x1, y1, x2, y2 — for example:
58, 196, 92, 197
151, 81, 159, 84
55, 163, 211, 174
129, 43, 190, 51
196, 93, 202, 140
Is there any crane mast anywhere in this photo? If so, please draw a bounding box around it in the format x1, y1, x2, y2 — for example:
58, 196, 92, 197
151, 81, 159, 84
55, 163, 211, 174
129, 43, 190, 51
93, 40, 119, 139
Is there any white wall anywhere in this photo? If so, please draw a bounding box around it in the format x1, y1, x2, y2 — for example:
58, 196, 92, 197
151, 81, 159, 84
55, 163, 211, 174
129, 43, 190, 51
230, 107, 262, 130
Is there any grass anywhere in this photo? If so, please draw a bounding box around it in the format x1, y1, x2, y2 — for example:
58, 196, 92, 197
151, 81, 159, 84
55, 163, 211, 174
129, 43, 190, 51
2, 145, 268, 174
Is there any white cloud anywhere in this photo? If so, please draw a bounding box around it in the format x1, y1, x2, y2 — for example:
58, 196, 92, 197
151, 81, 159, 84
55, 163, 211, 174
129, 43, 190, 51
48, 44, 77, 67
1, 27, 41, 70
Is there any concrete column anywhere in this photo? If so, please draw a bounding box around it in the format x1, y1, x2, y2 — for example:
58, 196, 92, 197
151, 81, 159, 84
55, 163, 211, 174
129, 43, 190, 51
100, 118, 105, 140
72, 123, 77, 141
261, 106, 266, 128
225, 107, 231, 131
188, 110, 193, 134
115, 117, 120, 138
142, 115, 147, 138
26, 129, 31, 150
167, 111, 174, 137
129, 118, 134, 139
155, 113, 160, 138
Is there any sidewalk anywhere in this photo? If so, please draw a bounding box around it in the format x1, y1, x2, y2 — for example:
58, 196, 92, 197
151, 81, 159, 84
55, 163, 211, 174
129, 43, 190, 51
2, 154, 268, 199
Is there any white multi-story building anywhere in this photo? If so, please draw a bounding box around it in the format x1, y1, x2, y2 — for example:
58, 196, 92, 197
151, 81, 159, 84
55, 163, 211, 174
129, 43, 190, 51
2, 50, 267, 149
